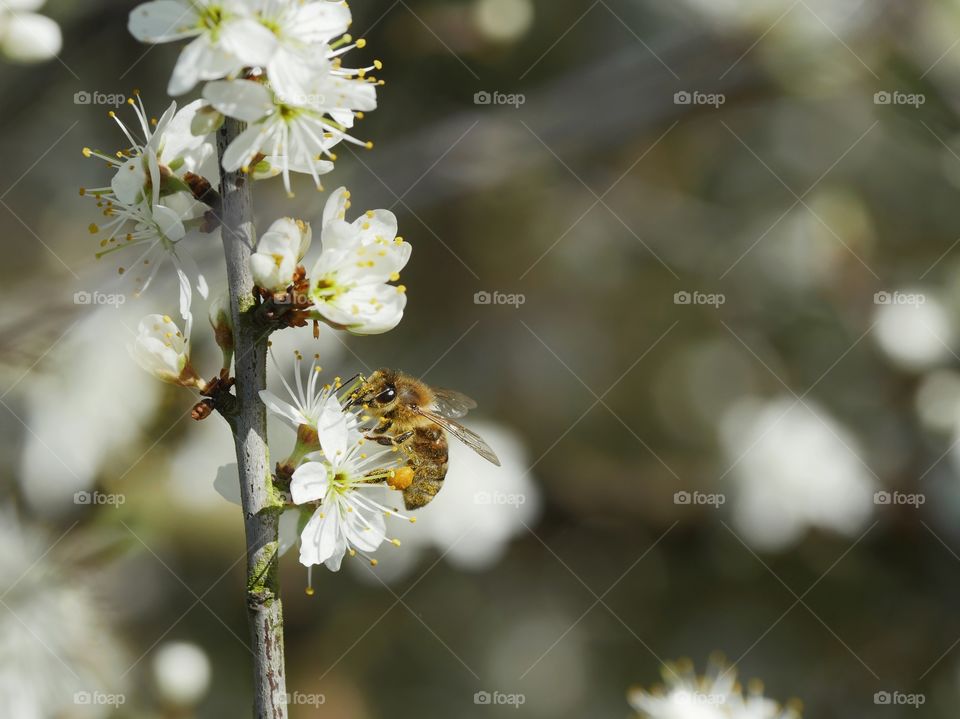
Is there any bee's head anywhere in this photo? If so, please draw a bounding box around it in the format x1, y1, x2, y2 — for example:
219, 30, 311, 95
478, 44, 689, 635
350, 368, 400, 412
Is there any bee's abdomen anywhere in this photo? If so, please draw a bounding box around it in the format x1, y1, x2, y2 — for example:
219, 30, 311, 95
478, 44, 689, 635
402, 426, 449, 509
409, 425, 448, 465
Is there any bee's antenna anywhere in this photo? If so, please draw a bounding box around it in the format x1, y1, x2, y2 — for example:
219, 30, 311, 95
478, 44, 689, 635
339, 373, 365, 407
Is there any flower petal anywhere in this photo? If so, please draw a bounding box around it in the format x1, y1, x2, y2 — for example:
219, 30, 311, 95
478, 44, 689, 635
213, 463, 241, 506
204, 79, 273, 122
290, 461, 332, 505
322, 186, 350, 226
278, 508, 301, 556
169, 36, 241, 96
344, 505, 385, 552
316, 396, 348, 464
218, 17, 276, 67
221, 122, 276, 172
128, 1, 198, 43
259, 389, 308, 428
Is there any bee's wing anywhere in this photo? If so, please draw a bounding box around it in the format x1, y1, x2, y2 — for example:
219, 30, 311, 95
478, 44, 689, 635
431, 388, 478, 419
413, 407, 501, 466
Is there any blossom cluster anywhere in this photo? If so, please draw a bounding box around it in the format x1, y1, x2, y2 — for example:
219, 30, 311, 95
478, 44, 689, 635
130, 0, 380, 196
251, 187, 411, 335
77, 0, 402, 356
81, 1, 413, 574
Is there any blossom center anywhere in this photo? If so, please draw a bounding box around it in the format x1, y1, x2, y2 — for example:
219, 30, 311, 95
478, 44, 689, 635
312, 276, 348, 300
198, 6, 224, 33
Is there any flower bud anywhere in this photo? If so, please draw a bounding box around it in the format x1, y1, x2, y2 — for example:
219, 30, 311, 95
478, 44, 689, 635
129, 314, 201, 387
190, 104, 224, 136
208, 292, 234, 370
250, 217, 312, 292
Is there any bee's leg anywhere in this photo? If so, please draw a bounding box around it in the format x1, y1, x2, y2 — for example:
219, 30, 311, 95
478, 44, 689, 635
365, 430, 414, 447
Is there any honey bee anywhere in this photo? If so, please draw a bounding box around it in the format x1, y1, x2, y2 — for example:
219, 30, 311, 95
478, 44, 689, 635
347, 368, 501, 510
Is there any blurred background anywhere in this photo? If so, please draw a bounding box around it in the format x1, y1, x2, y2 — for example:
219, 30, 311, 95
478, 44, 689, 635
2, 0, 960, 716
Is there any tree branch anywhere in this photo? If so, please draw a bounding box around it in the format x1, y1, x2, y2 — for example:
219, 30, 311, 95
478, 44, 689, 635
217, 117, 289, 719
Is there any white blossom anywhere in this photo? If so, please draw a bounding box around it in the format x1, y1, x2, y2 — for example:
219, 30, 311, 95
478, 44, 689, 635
83, 97, 213, 333
291, 414, 410, 572
204, 72, 377, 196
308, 187, 410, 335
129, 313, 200, 386
128, 0, 276, 95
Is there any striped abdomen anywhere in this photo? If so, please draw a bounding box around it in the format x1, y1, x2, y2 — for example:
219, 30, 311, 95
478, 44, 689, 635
401, 425, 449, 509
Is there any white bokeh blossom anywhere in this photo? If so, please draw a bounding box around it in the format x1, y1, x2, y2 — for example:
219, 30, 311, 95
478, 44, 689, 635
629, 658, 801, 719
719, 396, 877, 551
17, 306, 163, 514
152, 641, 211, 707
873, 291, 953, 372
0, 0, 61, 63
381, 420, 541, 574
0, 513, 127, 719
